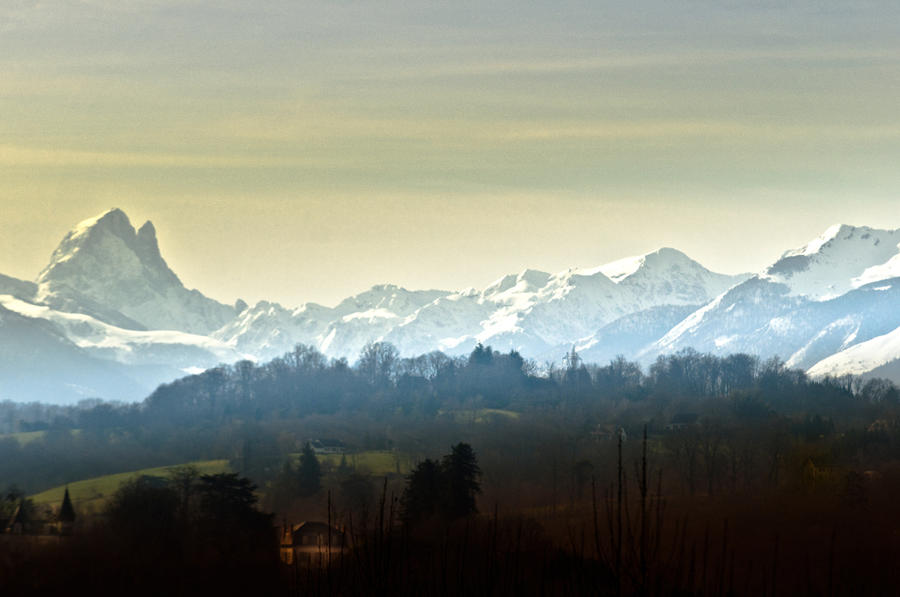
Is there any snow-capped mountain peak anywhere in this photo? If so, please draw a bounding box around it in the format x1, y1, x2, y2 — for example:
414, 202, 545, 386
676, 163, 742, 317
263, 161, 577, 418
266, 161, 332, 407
763, 224, 900, 300
38, 208, 178, 290
36, 208, 236, 334
594, 251, 650, 282
481, 269, 551, 305
591, 247, 747, 307
10, 209, 900, 404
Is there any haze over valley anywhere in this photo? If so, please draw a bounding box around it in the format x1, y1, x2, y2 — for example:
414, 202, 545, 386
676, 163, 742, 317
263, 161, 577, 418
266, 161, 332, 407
6, 4, 900, 595
3, 208, 900, 403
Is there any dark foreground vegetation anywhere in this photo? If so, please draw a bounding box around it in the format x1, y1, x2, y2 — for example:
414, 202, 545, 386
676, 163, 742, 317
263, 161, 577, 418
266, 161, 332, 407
4, 343, 900, 595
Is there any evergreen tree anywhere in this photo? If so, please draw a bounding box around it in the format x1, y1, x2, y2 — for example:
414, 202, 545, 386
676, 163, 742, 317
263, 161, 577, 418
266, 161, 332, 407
297, 442, 322, 497
441, 442, 482, 519
337, 452, 351, 478
402, 443, 482, 525
105, 476, 180, 552
468, 343, 494, 366
194, 473, 273, 561
196, 473, 260, 520
401, 458, 443, 524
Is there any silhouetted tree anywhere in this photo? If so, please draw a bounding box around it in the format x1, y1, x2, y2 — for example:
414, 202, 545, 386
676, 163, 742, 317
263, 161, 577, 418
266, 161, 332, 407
58, 486, 76, 523
297, 442, 322, 497
442, 442, 482, 518
403, 443, 482, 524
167, 464, 200, 522
358, 341, 399, 387
469, 343, 494, 366
196, 473, 260, 521
402, 458, 443, 524
105, 475, 179, 553
338, 472, 376, 520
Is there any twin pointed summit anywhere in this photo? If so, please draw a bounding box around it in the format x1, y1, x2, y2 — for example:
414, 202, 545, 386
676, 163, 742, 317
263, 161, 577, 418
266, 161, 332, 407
36, 208, 237, 334
8, 208, 900, 405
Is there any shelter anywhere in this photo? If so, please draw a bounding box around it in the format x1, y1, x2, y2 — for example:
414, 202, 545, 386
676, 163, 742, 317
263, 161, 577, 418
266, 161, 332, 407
280, 521, 346, 565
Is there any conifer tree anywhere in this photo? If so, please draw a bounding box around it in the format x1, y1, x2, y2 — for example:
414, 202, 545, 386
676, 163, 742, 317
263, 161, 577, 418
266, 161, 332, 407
402, 443, 482, 524
297, 442, 322, 497
441, 442, 482, 518
401, 458, 443, 523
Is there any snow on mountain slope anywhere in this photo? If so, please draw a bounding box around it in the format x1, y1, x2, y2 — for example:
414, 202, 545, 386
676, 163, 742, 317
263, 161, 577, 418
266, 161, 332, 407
0, 294, 242, 370
14, 208, 900, 401
331, 284, 449, 319
854, 252, 900, 288
36, 208, 237, 334
0, 302, 150, 403
644, 225, 900, 368
213, 301, 334, 361
383, 289, 495, 356
762, 225, 900, 300
807, 324, 900, 380
384, 250, 746, 362
315, 285, 453, 358
578, 304, 702, 364
215, 247, 746, 362
645, 275, 804, 362
214, 285, 451, 360
475, 249, 745, 355
604, 248, 746, 306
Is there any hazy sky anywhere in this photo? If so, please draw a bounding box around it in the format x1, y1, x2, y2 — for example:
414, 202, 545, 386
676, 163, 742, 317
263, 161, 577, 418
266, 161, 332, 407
3, 1, 900, 306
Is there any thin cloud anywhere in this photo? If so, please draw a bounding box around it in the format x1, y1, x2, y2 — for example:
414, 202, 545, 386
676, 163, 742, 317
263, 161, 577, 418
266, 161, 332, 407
0, 145, 331, 168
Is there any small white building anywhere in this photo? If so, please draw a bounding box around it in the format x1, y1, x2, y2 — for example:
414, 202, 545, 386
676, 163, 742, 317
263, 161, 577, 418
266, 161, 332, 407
309, 439, 347, 455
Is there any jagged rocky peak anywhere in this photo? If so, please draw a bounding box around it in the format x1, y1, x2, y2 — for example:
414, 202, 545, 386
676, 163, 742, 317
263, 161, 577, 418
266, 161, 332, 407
38, 208, 179, 292
136, 219, 164, 260
332, 283, 449, 318
485, 269, 551, 296
35, 208, 237, 334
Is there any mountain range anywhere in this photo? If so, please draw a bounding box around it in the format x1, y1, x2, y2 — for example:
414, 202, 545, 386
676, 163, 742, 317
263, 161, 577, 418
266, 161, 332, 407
3, 209, 900, 404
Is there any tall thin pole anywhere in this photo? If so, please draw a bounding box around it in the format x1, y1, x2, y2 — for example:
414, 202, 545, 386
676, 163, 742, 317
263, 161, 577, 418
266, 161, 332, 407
617, 428, 623, 597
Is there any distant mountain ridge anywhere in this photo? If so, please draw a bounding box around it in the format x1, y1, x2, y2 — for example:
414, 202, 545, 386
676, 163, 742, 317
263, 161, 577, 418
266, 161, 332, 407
2, 208, 900, 403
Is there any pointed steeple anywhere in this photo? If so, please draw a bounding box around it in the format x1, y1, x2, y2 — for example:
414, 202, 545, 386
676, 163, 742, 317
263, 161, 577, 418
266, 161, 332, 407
59, 487, 76, 523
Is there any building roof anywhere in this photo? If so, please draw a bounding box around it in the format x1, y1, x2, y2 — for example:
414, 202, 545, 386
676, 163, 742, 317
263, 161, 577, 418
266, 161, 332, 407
671, 412, 699, 425
311, 439, 346, 448
281, 521, 344, 546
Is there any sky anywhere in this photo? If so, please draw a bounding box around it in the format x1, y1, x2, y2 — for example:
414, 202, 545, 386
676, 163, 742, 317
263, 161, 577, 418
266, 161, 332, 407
2, 1, 900, 307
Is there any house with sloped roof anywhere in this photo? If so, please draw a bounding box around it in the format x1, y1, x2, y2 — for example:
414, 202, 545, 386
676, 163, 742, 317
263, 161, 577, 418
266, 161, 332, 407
280, 521, 347, 566
666, 413, 699, 432
309, 439, 347, 455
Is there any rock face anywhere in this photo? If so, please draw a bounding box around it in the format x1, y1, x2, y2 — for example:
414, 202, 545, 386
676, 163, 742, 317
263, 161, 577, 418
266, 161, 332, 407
35, 208, 236, 334
0, 273, 37, 301
5, 210, 900, 403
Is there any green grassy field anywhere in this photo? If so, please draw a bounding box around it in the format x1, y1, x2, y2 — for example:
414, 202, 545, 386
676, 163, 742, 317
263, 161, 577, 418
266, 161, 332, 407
441, 408, 521, 424
320, 450, 403, 475
1, 429, 86, 446
29, 459, 230, 511
288, 450, 406, 475
3, 430, 47, 445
